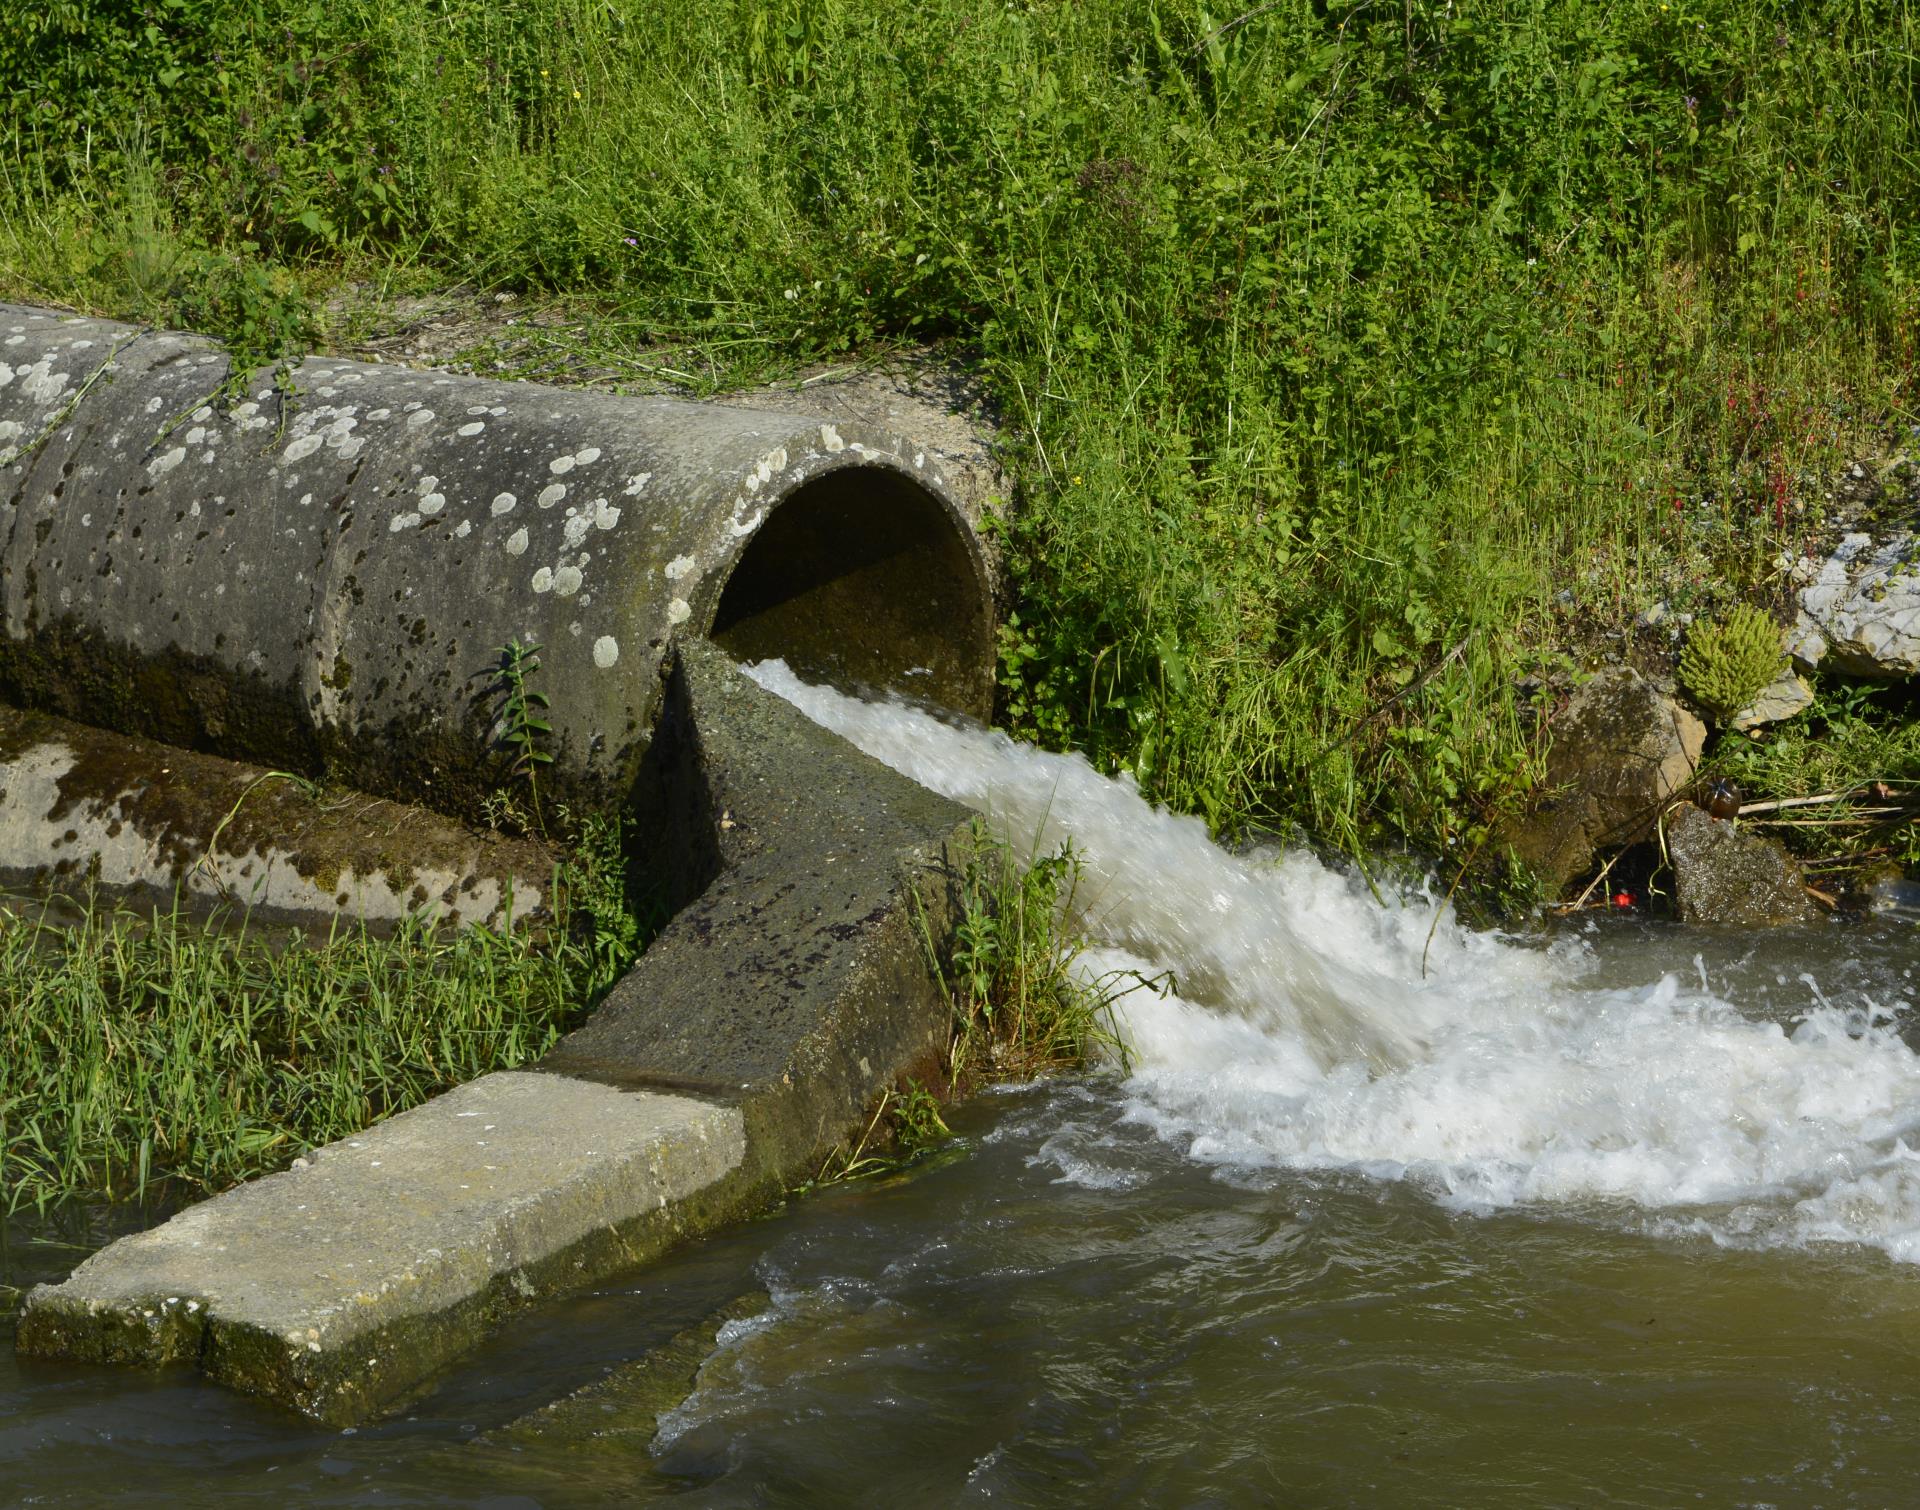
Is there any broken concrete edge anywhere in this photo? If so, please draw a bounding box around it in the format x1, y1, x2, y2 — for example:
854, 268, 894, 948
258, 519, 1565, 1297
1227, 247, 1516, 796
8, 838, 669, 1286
0, 701, 555, 932
15, 642, 979, 1426
477, 1287, 773, 1451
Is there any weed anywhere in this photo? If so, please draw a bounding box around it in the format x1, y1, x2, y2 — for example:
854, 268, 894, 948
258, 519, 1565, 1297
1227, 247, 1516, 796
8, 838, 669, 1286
552, 806, 649, 996
1680, 603, 1786, 722
196, 769, 325, 899
491, 638, 553, 834
925, 821, 1136, 1087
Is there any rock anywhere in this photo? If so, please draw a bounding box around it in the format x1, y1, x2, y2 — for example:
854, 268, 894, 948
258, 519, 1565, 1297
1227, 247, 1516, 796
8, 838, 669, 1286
1789, 531, 1920, 678
1730, 670, 1814, 731
1503, 668, 1706, 895
1666, 803, 1819, 925
1864, 873, 1920, 921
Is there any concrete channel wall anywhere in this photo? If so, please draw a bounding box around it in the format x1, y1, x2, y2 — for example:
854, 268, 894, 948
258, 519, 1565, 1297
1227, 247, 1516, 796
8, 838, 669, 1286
0, 303, 994, 822
6, 305, 1002, 1425
19, 642, 979, 1423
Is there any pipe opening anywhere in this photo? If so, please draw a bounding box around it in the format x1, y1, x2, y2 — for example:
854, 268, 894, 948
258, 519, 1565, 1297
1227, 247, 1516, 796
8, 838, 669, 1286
710, 467, 993, 718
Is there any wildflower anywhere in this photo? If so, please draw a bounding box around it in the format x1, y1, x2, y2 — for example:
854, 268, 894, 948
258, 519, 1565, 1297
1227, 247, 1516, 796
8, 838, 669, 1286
572, 90, 581, 100
623, 236, 638, 247
1070, 475, 1083, 486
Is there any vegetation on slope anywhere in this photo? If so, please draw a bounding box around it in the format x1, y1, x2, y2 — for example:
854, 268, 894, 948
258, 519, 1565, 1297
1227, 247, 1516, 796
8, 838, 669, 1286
4, 0, 1918, 879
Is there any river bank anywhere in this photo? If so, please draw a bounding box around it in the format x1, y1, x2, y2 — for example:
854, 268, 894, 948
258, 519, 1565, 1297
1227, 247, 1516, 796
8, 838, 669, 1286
6, 0, 1917, 901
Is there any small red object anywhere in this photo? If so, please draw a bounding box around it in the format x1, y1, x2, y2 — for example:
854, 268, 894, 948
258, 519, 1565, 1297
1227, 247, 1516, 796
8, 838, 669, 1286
1612, 891, 1634, 909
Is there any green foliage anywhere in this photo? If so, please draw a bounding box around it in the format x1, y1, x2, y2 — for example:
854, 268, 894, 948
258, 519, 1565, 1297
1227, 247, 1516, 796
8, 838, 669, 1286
491, 638, 554, 832
1679, 602, 1785, 721
6, 0, 1918, 883
1712, 678, 1920, 868
929, 823, 1134, 1084
552, 808, 649, 996
0, 898, 609, 1212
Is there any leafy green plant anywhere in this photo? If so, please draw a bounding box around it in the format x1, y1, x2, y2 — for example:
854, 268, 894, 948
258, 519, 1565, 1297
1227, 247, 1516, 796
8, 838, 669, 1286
552, 807, 648, 996
492, 638, 553, 834
925, 821, 1136, 1086
1679, 604, 1786, 722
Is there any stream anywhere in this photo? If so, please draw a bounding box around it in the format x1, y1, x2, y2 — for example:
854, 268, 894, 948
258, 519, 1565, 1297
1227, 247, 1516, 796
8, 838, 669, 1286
5, 665, 1920, 1506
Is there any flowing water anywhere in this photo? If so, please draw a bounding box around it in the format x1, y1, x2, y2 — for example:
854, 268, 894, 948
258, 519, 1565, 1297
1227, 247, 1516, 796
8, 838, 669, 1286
6, 667, 1920, 1506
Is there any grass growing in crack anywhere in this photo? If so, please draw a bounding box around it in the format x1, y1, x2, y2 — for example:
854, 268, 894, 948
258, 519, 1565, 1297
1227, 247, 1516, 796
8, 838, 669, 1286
800, 825, 1142, 1193
937, 829, 1137, 1086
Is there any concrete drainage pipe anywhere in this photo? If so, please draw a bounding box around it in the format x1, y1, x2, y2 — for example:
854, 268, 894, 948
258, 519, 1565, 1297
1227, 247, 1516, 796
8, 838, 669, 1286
0, 303, 995, 821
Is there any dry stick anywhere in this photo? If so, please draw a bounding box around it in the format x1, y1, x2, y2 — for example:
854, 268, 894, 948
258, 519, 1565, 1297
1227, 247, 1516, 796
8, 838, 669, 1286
1738, 788, 1917, 816
1749, 814, 1909, 828
1356, 639, 1468, 733
1558, 845, 1629, 916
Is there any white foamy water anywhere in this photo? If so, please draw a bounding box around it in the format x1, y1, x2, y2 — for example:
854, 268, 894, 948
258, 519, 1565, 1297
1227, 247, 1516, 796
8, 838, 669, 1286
746, 662, 1920, 1262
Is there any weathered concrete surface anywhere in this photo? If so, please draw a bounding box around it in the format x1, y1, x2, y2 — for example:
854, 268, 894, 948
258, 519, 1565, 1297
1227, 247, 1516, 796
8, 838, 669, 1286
480, 1288, 771, 1455
19, 640, 975, 1423
17, 1072, 747, 1424
544, 639, 975, 1188
1666, 803, 1820, 926
1502, 668, 1707, 895
0, 303, 994, 823
0, 702, 551, 928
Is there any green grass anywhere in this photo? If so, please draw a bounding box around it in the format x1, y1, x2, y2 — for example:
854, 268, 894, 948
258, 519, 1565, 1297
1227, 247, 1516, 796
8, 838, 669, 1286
1712, 679, 1920, 871
0, 882, 639, 1212
4, 0, 1918, 883
931, 824, 1136, 1086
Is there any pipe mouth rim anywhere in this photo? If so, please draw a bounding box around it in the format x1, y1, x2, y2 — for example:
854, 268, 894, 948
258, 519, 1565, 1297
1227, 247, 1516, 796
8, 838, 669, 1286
698, 442, 997, 720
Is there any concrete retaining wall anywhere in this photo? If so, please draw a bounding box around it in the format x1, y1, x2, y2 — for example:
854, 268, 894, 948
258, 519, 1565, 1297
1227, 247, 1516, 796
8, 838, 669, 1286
0, 704, 553, 929
0, 304, 994, 822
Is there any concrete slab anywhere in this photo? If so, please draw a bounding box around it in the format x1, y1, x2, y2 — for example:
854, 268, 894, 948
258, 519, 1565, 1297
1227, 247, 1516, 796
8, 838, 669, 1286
17, 1072, 746, 1423
545, 639, 975, 1184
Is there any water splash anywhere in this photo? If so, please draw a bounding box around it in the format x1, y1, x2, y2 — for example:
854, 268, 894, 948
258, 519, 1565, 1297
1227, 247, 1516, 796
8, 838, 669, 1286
746, 662, 1920, 1263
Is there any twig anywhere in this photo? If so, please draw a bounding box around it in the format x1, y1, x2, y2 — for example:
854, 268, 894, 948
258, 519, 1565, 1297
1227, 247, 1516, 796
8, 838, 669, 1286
1737, 787, 1914, 816
1746, 810, 1911, 827
1554, 846, 1627, 917
1189, 0, 1287, 54
1357, 639, 1468, 733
